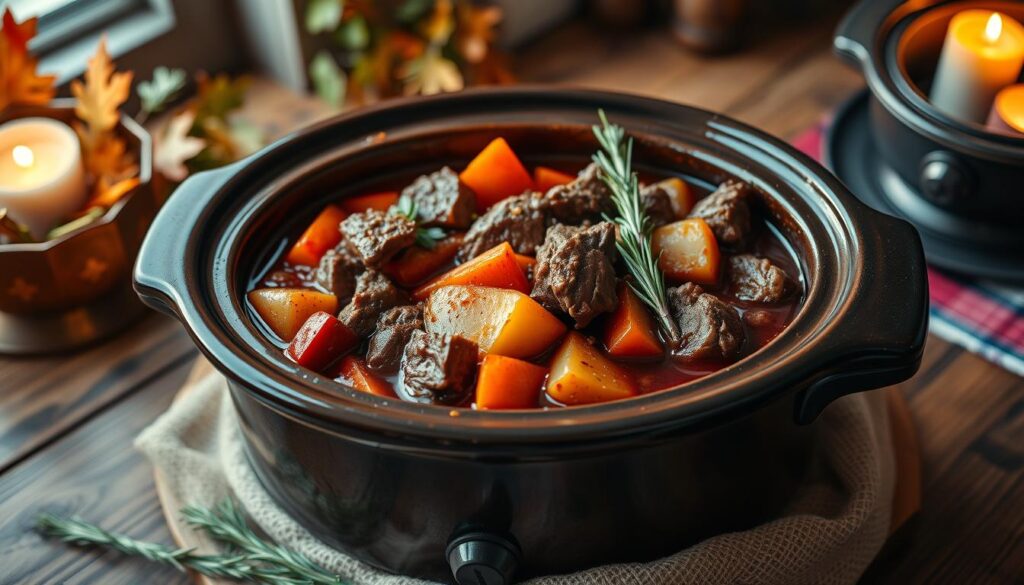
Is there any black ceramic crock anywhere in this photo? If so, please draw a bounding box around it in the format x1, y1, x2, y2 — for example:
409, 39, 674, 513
835, 0, 1024, 226
134, 88, 928, 584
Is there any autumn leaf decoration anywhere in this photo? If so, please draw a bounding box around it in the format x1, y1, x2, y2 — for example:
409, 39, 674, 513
0, 8, 56, 111
71, 37, 139, 209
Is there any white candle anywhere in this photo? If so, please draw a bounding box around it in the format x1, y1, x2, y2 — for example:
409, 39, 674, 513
930, 10, 1024, 124
0, 117, 87, 239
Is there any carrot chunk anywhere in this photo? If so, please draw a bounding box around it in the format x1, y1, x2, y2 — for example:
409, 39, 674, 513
340, 191, 399, 214
384, 234, 464, 287
546, 332, 638, 405
413, 242, 529, 301
656, 178, 696, 218
248, 288, 339, 341
476, 354, 547, 409
459, 138, 534, 209
533, 166, 575, 192
334, 356, 397, 398
652, 218, 721, 285
286, 205, 348, 266
286, 311, 358, 372
603, 283, 663, 358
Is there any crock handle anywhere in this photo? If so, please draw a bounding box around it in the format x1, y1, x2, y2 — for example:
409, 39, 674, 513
133, 163, 241, 318
793, 212, 929, 425
833, 0, 902, 68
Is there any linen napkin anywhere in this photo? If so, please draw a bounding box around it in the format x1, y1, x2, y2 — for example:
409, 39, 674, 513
136, 370, 896, 585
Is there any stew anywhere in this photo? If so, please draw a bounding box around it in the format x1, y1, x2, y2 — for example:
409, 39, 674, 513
248, 136, 803, 409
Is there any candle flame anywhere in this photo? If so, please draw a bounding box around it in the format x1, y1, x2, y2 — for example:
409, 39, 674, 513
985, 13, 1003, 44
12, 145, 33, 169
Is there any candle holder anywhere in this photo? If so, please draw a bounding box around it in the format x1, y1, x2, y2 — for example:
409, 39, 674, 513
830, 0, 1024, 283
0, 99, 155, 354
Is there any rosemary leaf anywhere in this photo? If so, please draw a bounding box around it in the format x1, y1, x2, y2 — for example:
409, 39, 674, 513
35, 513, 315, 584
592, 110, 681, 347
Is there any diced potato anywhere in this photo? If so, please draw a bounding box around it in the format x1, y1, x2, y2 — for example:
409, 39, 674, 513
424, 285, 566, 359
652, 218, 721, 285
546, 332, 638, 405
476, 354, 547, 410
248, 288, 338, 341
656, 177, 696, 218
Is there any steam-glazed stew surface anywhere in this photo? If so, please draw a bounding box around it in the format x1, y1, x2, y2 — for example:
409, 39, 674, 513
247, 137, 803, 409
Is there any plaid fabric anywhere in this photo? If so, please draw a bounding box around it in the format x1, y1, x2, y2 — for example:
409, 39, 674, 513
793, 126, 1024, 378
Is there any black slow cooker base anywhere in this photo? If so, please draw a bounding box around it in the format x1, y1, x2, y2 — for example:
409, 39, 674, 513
826, 91, 1024, 284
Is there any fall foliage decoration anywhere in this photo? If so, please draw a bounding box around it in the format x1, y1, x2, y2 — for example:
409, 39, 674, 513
305, 0, 512, 108
0, 8, 56, 111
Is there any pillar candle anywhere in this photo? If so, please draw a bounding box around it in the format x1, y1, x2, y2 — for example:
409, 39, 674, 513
0, 117, 87, 239
930, 10, 1024, 124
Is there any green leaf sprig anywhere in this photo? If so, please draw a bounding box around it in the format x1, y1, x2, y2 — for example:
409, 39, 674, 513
393, 194, 446, 249
136, 67, 187, 124
592, 110, 681, 348
36, 501, 344, 585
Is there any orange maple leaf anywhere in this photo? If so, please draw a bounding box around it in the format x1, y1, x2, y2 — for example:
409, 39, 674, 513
0, 8, 56, 111
71, 37, 132, 137
87, 176, 140, 209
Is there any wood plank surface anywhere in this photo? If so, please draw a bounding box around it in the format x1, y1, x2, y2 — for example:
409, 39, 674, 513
0, 10, 1020, 585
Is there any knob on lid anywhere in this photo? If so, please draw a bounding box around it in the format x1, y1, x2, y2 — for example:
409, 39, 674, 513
446, 532, 521, 585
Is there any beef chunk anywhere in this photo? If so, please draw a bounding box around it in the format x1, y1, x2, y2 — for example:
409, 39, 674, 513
542, 162, 615, 224
531, 222, 618, 328
640, 183, 676, 227
668, 283, 745, 361
728, 254, 792, 303
314, 244, 363, 303
366, 304, 424, 374
340, 209, 416, 266
458, 191, 549, 261
399, 330, 478, 404
401, 167, 475, 229
688, 180, 753, 247
338, 270, 409, 337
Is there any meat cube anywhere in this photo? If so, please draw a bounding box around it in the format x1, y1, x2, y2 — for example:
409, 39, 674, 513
338, 270, 409, 337
531, 222, 618, 328
542, 162, 615, 224
668, 282, 745, 361
688, 180, 752, 247
401, 167, 475, 229
366, 304, 424, 374
340, 209, 416, 266
640, 183, 676, 228
458, 191, 549, 261
728, 254, 793, 303
399, 330, 478, 404
314, 243, 363, 303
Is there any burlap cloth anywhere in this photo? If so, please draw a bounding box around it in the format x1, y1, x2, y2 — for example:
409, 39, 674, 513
135, 372, 897, 585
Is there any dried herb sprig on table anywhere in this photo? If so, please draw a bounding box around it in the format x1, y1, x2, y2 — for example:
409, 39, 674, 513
36, 501, 344, 585
592, 110, 681, 348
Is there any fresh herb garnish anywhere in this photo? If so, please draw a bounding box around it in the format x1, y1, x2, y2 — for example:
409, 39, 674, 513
36, 501, 344, 584
592, 110, 681, 347
393, 194, 446, 249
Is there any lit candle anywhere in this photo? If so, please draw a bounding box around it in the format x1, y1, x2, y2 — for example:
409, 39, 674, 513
987, 84, 1024, 135
0, 117, 87, 239
930, 10, 1024, 123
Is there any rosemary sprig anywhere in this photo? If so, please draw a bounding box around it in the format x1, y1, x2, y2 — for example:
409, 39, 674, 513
35, 502, 344, 585
183, 501, 341, 585
393, 194, 446, 249
592, 110, 681, 347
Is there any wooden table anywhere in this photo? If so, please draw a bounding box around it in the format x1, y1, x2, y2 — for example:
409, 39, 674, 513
1, 15, 1022, 585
